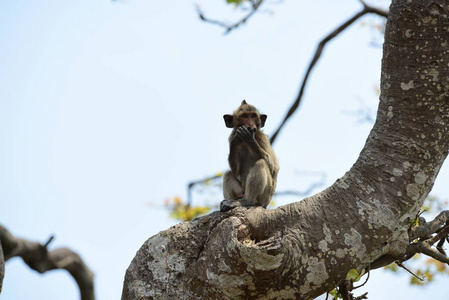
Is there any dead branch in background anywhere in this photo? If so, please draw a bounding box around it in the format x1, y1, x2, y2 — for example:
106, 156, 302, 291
0, 225, 95, 300
187, 172, 223, 206
270, 1, 388, 143
196, 0, 265, 34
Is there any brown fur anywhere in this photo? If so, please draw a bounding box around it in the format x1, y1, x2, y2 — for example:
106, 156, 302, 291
221, 100, 279, 212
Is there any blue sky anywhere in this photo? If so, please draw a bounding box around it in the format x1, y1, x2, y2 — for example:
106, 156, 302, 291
1, 0, 448, 299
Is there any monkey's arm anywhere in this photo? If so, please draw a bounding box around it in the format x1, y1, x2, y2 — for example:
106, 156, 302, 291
236, 126, 278, 175
228, 132, 243, 175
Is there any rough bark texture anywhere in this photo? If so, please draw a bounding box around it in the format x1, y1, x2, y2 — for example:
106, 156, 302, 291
122, 0, 449, 299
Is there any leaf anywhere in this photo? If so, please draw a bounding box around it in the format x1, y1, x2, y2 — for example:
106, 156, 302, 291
346, 269, 360, 281
329, 289, 341, 299
384, 263, 398, 272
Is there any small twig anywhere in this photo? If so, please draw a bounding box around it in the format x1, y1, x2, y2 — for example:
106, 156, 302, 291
196, 0, 264, 34
427, 224, 449, 246
396, 261, 425, 281
187, 172, 223, 206
43, 235, 55, 248
353, 265, 370, 290
338, 279, 353, 300
436, 237, 447, 255
419, 243, 449, 264
343, 98, 376, 124
354, 293, 368, 300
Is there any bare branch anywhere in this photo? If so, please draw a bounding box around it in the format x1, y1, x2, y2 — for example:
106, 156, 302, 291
400, 211, 449, 266
270, 3, 388, 144
418, 242, 449, 264
436, 236, 446, 256
196, 0, 264, 34
396, 261, 425, 281
0, 225, 95, 300
353, 266, 370, 290
187, 172, 223, 206
360, 0, 389, 18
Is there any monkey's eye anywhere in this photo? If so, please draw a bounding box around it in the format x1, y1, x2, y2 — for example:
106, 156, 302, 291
242, 114, 248, 118
251, 113, 257, 118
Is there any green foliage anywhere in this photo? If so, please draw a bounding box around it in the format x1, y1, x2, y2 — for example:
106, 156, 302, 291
384, 262, 399, 272
346, 269, 361, 281
165, 196, 210, 222
225, 0, 258, 7
329, 289, 341, 299
226, 0, 245, 5
409, 256, 449, 285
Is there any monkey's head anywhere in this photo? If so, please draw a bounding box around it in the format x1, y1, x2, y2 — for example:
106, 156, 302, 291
223, 100, 267, 130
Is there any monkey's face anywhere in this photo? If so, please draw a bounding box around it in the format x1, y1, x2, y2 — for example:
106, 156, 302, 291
223, 102, 267, 129
238, 111, 259, 130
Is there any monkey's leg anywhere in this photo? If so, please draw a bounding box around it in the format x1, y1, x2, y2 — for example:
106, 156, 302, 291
221, 171, 245, 212
223, 170, 244, 199
241, 160, 273, 208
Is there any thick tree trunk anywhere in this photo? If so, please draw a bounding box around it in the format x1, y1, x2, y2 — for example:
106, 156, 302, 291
122, 0, 449, 299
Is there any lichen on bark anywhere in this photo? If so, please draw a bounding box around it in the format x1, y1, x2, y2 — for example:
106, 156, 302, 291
122, 1, 449, 299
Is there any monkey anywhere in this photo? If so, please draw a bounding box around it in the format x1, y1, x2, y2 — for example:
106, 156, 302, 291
220, 100, 279, 212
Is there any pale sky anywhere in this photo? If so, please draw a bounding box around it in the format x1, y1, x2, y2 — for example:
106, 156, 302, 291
1, 1, 448, 299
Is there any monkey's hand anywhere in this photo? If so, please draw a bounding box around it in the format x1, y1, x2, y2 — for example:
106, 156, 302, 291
236, 126, 256, 143
220, 199, 242, 212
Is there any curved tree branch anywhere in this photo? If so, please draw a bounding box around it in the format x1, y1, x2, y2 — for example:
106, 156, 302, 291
0, 225, 95, 300
270, 2, 388, 144
123, 1, 449, 299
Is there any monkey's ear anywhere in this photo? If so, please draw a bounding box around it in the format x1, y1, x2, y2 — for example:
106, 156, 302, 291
223, 114, 234, 128
260, 114, 267, 128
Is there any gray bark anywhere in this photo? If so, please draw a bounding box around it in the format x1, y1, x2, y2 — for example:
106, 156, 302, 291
122, 0, 449, 299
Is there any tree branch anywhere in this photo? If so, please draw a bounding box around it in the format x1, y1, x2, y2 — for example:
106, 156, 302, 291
270, 2, 388, 144
397, 212, 449, 266
409, 210, 449, 240
123, 1, 449, 298
196, 0, 265, 34
0, 225, 95, 300
395, 261, 425, 281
